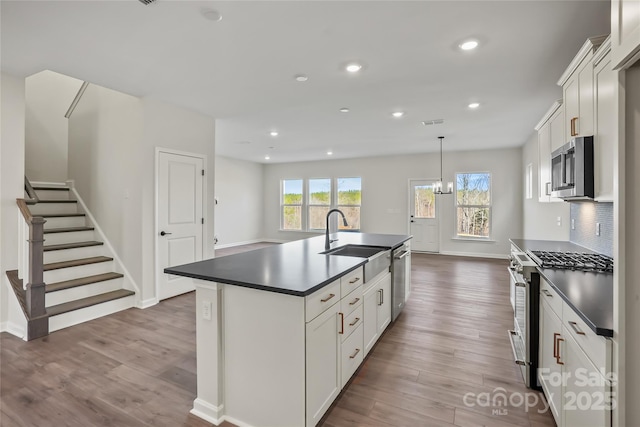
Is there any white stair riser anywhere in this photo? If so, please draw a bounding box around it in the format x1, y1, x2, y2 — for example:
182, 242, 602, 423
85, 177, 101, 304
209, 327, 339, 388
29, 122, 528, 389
49, 295, 135, 333
46, 277, 124, 307
30, 202, 79, 215
44, 261, 114, 284
42, 216, 86, 229
44, 245, 105, 264
35, 190, 71, 200
44, 230, 95, 245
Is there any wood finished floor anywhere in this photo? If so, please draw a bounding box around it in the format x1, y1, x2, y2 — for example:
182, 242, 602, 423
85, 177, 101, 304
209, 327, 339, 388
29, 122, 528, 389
1, 246, 555, 427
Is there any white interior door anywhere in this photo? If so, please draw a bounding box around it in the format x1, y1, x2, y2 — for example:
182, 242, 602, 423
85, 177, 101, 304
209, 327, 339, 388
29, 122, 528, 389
409, 180, 439, 252
157, 151, 204, 300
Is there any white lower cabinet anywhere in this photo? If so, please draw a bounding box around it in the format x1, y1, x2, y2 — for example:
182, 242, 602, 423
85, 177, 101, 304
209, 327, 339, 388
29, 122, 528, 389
363, 272, 392, 356
340, 324, 364, 387
538, 277, 612, 427
305, 303, 341, 427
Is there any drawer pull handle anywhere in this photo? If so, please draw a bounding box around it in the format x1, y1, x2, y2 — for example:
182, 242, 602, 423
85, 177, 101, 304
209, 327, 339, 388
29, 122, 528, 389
553, 332, 560, 358
349, 348, 361, 359
568, 321, 586, 336
349, 297, 360, 306
339, 312, 344, 334
349, 277, 361, 284
542, 289, 553, 297
378, 289, 383, 306
349, 317, 360, 327
321, 293, 335, 303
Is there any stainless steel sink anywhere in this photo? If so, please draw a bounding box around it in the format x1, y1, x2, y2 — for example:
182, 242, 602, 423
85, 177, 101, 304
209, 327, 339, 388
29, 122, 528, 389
321, 244, 385, 258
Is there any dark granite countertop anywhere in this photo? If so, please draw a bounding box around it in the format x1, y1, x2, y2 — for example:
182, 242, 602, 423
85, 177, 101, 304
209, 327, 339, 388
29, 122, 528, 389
165, 232, 411, 297
510, 239, 613, 337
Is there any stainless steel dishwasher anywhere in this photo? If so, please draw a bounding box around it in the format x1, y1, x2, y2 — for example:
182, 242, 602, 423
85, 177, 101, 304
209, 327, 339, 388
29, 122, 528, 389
391, 243, 410, 321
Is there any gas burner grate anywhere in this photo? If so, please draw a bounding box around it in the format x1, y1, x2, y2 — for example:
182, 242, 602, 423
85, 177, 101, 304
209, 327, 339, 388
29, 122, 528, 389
526, 250, 614, 273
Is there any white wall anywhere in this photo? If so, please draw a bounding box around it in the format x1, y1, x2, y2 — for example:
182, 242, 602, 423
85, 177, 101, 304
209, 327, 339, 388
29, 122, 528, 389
214, 156, 264, 247
0, 73, 26, 330
521, 132, 571, 240
25, 70, 82, 182
263, 147, 523, 258
68, 89, 215, 305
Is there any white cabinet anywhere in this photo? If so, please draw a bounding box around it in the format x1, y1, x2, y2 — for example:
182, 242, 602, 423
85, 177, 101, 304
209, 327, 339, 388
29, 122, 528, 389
538, 277, 613, 427
535, 101, 564, 203
404, 241, 412, 300
558, 36, 607, 142
593, 40, 615, 202
611, 0, 640, 70
306, 303, 341, 427
363, 271, 392, 356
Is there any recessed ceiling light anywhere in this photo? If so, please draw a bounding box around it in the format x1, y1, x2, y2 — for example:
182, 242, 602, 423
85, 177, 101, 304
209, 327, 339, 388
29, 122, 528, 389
339, 107, 350, 113
269, 131, 279, 137
327, 151, 333, 156
345, 63, 362, 73
459, 40, 479, 51
392, 111, 405, 118
294, 74, 308, 82
264, 155, 270, 160
468, 102, 480, 109
201, 8, 222, 22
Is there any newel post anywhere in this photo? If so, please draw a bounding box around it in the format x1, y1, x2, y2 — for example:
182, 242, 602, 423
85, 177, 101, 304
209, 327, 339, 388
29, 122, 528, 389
26, 216, 48, 339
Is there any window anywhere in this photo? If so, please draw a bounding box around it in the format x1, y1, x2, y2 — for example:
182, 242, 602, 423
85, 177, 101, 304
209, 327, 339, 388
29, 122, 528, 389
308, 178, 331, 230
336, 177, 361, 230
280, 177, 362, 231
281, 179, 303, 230
456, 172, 490, 238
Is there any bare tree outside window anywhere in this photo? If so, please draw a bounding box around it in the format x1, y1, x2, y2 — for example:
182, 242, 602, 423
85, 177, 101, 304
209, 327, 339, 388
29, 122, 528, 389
456, 173, 491, 238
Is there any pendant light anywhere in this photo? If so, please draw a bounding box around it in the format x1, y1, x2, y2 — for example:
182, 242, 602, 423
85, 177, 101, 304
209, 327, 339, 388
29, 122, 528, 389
435, 136, 453, 195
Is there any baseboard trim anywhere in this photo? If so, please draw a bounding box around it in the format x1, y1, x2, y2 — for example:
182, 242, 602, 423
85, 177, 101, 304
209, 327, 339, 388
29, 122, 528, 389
0, 321, 6, 333
191, 399, 224, 426
137, 298, 159, 309
435, 250, 509, 260
222, 414, 255, 427
5, 321, 26, 340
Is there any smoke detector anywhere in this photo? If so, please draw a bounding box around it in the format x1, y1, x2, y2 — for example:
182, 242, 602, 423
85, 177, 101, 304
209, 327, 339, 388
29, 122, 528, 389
421, 119, 445, 126
138, 0, 158, 5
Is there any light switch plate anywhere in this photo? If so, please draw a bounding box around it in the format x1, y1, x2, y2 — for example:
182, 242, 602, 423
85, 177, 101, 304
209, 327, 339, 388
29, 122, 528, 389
596, 223, 601, 236
202, 300, 212, 320
571, 219, 575, 230
557, 216, 562, 227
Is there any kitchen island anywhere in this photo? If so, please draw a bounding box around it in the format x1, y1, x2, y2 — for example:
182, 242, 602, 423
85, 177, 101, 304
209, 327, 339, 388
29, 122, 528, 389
165, 232, 411, 427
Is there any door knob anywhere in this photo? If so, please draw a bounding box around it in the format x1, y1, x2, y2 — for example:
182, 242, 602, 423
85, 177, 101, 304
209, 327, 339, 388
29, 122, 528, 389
410, 220, 414, 223
160, 231, 172, 236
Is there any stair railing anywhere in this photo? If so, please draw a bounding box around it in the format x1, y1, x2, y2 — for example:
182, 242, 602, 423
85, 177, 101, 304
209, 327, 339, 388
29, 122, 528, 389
16, 178, 48, 339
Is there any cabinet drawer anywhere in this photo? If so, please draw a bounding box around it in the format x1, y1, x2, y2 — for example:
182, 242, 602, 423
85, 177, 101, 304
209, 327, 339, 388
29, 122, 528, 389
306, 279, 341, 322
340, 305, 363, 343
341, 267, 364, 297
340, 285, 363, 317
540, 278, 563, 319
562, 304, 612, 371
340, 324, 364, 388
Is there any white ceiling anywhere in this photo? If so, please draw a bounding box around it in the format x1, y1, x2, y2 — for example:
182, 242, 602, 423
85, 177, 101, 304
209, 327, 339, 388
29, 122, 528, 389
1, 1, 610, 163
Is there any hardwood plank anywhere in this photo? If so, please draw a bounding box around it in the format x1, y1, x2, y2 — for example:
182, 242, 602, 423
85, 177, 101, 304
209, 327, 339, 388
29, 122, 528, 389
47, 289, 134, 317
43, 240, 104, 251
46, 272, 123, 293
44, 256, 113, 271
44, 226, 95, 234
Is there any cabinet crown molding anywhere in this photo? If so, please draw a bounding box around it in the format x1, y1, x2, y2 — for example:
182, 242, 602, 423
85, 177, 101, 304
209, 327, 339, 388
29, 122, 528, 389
557, 34, 609, 86
593, 35, 612, 67
534, 100, 563, 131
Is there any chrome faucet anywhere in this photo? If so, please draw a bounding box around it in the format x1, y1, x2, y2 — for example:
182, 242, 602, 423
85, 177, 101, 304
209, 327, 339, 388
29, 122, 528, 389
325, 209, 348, 250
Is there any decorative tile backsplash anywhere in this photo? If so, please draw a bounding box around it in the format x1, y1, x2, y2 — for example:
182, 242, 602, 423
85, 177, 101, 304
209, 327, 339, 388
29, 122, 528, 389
570, 202, 613, 257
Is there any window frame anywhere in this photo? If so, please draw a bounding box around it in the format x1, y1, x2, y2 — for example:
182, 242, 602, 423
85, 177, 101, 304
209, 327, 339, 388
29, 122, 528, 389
307, 177, 332, 231
280, 178, 305, 231
454, 172, 492, 240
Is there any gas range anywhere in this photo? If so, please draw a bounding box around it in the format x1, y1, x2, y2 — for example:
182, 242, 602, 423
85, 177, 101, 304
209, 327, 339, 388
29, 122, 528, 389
525, 250, 614, 273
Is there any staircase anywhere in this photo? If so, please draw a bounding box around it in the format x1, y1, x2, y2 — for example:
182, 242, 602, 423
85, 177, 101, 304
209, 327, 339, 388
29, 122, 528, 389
9, 183, 135, 337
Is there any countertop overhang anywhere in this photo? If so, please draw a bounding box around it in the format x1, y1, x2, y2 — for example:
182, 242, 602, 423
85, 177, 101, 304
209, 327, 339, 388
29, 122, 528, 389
510, 239, 613, 337
165, 232, 411, 297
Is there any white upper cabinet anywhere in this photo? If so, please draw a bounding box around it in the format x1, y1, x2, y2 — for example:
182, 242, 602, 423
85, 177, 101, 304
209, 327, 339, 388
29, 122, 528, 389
593, 38, 615, 202
557, 36, 607, 142
535, 101, 564, 203
611, 0, 640, 70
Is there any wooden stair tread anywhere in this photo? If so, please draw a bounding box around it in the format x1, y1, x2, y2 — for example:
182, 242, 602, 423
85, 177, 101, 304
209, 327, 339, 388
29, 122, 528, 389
44, 226, 95, 234
44, 241, 103, 251
36, 199, 77, 203
47, 272, 124, 293
40, 213, 85, 218
32, 186, 69, 191
44, 256, 113, 271
47, 289, 135, 317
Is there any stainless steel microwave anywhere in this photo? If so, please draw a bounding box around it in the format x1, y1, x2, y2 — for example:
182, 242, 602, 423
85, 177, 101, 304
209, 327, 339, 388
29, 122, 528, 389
550, 136, 594, 200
